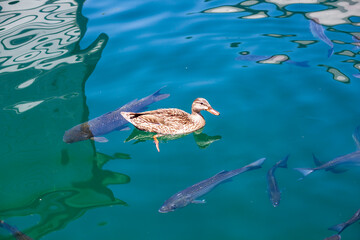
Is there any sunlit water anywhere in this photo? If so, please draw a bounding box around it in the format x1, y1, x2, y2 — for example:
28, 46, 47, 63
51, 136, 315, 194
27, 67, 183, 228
0, 0, 360, 239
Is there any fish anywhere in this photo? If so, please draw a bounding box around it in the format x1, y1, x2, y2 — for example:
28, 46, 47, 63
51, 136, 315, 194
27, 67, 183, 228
266, 155, 289, 207
158, 158, 266, 213
324, 234, 341, 240
309, 18, 334, 57
63, 88, 170, 143
352, 35, 360, 49
328, 209, 360, 234
295, 125, 360, 177
0, 220, 33, 240
235, 54, 309, 67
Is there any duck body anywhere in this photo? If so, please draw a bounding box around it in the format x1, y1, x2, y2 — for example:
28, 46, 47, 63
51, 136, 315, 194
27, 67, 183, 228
121, 98, 219, 151
121, 108, 206, 135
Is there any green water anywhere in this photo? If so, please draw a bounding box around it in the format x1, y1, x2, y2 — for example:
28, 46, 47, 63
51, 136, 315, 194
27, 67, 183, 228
1, 0, 360, 239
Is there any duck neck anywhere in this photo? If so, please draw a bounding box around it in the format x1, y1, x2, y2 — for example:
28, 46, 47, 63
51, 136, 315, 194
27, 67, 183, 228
191, 110, 204, 120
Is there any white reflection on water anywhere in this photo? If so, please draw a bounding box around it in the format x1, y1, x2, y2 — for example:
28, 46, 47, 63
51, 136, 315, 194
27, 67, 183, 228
4, 92, 79, 114
242, 11, 268, 19
266, 0, 324, 7
307, 1, 360, 26
259, 55, 289, 64
17, 78, 36, 89
0, 0, 82, 73
204, 6, 245, 13
12, 100, 44, 113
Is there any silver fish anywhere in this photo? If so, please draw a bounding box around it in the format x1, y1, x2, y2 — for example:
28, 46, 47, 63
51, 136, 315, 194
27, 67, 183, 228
0, 220, 32, 240
158, 158, 266, 213
329, 209, 360, 234
63, 88, 169, 143
295, 126, 360, 177
324, 234, 341, 240
266, 155, 289, 207
309, 18, 334, 57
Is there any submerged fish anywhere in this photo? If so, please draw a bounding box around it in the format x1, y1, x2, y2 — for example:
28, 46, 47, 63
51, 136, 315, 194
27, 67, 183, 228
63, 88, 170, 143
0, 220, 32, 240
235, 54, 309, 67
266, 155, 289, 207
328, 209, 360, 234
158, 158, 266, 213
352, 35, 360, 49
309, 18, 334, 57
324, 234, 341, 240
295, 126, 360, 177
353, 73, 360, 78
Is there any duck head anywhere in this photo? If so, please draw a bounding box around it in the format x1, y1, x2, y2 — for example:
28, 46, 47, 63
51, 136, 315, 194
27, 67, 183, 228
192, 98, 220, 115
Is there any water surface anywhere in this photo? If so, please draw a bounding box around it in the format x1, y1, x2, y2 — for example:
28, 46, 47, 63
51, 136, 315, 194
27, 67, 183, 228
1, 0, 360, 239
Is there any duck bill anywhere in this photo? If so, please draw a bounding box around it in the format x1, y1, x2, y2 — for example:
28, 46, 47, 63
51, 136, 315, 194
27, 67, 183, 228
207, 108, 220, 115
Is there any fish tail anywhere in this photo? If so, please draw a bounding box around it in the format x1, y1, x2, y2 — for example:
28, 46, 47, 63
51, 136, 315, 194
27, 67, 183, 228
152, 87, 170, 102
244, 158, 266, 170
277, 155, 289, 168
312, 154, 324, 167
294, 167, 314, 177
329, 223, 346, 233
328, 47, 334, 57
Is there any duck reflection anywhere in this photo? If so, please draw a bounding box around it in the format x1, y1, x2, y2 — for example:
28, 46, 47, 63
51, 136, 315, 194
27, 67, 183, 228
125, 128, 221, 150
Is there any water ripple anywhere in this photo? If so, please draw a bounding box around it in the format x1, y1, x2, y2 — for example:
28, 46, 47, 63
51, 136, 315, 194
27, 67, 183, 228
0, 0, 82, 73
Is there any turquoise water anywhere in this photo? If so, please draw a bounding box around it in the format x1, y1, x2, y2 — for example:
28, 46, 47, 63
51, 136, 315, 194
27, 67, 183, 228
1, 0, 360, 239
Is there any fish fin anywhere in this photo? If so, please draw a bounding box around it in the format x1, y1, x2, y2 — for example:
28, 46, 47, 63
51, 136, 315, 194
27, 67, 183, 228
119, 127, 131, 131
328, 48, 334, 58
91, 137, 109, 143
352, 125, 360, 150
328, 223, 346, 233
192, 199, 206, 204
152, 87, 170, 102
216, 170, 229, 175
245, 158, 266, 170
312, 154, 324, 167
294, 168, 314, 177
277, 155, 289, 168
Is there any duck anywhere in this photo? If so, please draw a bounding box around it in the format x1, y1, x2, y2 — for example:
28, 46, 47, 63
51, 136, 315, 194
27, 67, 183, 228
121, 98, 220, 152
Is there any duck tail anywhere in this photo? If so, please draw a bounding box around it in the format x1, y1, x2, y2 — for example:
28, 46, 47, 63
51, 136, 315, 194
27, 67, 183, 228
120, 112, 135, 122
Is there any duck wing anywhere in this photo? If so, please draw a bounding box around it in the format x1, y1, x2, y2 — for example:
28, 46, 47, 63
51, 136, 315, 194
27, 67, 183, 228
121, 109, 191, 133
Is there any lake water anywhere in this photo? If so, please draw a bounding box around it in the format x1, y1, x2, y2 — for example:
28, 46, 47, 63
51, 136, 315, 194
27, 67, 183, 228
0, 0, 360, 239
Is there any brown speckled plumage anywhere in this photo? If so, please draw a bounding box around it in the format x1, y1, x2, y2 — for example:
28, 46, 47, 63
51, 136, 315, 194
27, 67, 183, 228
121, 98, 219, 151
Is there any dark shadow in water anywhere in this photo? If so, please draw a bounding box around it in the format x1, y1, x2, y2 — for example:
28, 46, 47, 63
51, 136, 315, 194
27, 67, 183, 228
125, 128, 222, 150
0, 0, 130, 239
